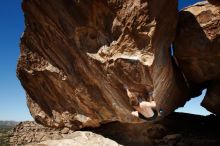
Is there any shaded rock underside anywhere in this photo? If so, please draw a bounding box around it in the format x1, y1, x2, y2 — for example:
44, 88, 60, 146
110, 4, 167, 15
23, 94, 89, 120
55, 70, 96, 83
10, 113, 220, 146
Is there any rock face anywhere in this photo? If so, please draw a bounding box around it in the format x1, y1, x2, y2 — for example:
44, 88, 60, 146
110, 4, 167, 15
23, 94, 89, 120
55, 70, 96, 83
10, 113, 220, 146
17, 0, 189, 129
174, 1, 220, 115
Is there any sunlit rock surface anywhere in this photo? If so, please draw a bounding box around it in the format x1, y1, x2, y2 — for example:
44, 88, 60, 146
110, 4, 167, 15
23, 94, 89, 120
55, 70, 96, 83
17, 0, 189, 129
174, 1, 220, 115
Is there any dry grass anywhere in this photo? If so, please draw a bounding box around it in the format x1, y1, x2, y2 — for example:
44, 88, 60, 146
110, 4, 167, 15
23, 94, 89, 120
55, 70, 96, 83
0, 127, 13, 146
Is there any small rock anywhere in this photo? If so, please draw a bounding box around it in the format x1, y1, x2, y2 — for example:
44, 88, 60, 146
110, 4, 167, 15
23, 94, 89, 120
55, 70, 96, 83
61, 127, 69, 134
147, 124, 167, 139
163, 134, 182, 145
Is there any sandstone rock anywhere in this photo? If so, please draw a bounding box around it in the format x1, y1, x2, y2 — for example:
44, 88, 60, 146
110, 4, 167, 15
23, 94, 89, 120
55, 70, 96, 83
10, 121, 71, 145
17, 0, 189, 129
61, 127, 69, 134
163, 134, 182, 145
173, 2, 220, 115
11, 113, 220, 146
208, 0, 220, 6
146, 124, 167, 139
28, 131, 122, 146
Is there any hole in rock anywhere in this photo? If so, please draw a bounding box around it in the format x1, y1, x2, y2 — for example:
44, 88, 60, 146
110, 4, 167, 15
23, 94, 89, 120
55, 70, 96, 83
170, 44, 174, 56
175, 89, 211, 116
174, 0, 210, 116
178, 0, 204, 10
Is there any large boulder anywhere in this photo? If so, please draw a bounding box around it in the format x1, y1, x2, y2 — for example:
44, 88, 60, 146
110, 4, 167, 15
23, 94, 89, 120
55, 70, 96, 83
174, 1, 220, 115
17, 0, 189, 129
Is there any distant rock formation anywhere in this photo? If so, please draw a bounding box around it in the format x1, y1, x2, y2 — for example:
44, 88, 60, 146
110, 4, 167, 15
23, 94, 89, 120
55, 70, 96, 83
0, 121, 18, 128
174, 1, 220, 115
10, 113, 220, 146
17, 0, 190, 129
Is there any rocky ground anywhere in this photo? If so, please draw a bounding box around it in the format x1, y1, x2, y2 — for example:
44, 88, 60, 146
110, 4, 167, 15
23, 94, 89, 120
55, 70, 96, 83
10, 121, 74, 145
9, 113, 220, 146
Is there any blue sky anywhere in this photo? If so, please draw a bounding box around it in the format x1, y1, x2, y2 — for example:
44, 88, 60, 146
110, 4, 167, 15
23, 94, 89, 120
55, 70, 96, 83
0, 0, 209, 121
178, 0, 204, 10
0, 0, 33, 121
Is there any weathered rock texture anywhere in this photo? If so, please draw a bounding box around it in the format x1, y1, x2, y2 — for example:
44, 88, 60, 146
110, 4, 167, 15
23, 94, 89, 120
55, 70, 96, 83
174, 1, 220, 115
10, 113, 220, 146
27, 131, 122, 146
208, 0, 220, 6
10, 121, 74, 145
17, 0, 189, 129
